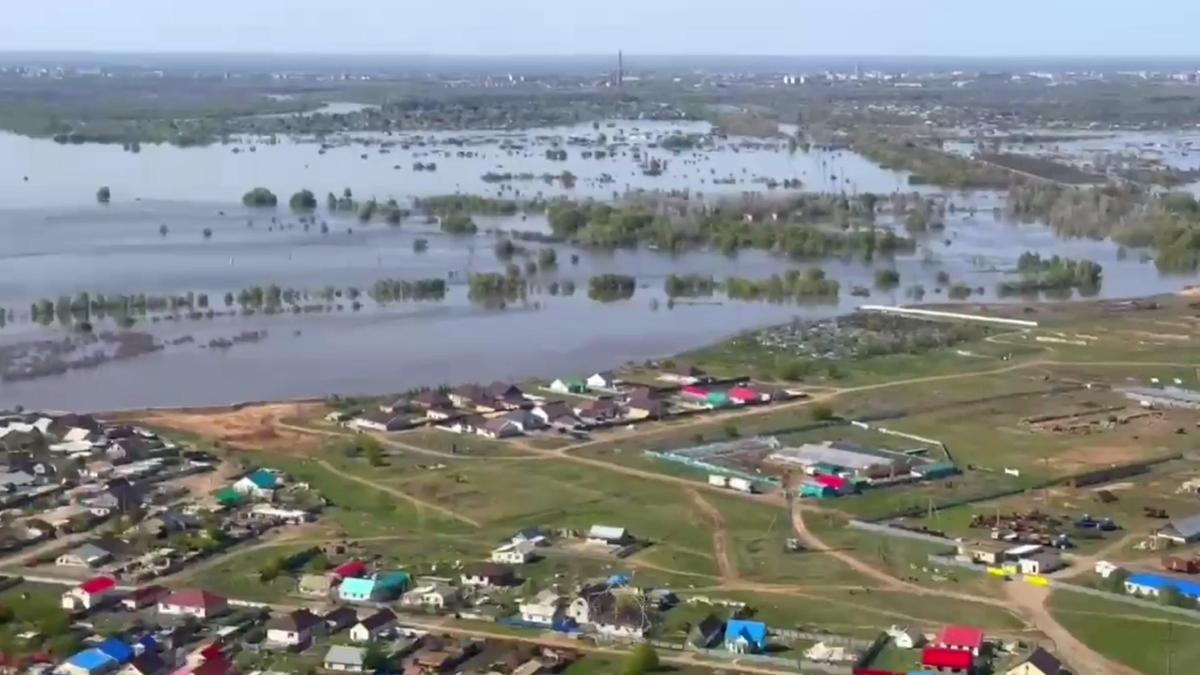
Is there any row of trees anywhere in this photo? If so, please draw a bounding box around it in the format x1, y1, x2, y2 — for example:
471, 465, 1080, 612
998, 252, 1103, 296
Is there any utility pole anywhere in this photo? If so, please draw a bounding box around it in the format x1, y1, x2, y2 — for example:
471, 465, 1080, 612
618, 50, 624, 89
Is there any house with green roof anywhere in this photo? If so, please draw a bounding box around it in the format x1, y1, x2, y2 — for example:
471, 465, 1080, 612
233, 468, 280, 500
213, 487, 245, 508
378, 571, 411, 598
549, 378, 587, 394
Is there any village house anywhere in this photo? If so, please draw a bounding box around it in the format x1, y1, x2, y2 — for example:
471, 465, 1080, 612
61, 576, 117, 611
120, 651, 168, 675
932, 625, 984, 655
1006, 647, 1064, 675
413, 390, 454, 410
443, 414, 486, 435
886, 625, 925, 649
577, 399, 622, 425
324, 606, 360, 634
425, 407, 459, 422
727, 386, 768, 405
689, 614, 725, 649
725, 619, 767, 654
266, 609, 322, 649
659, 363, 706, 385
158, 589, 228, 619
587, 372, 618, 390
478, 417, 522, 439
450, 385, 497, 413
549, 378, 587, 395
460, 562, 517, 587
625, 394, 667, 420
331, 559, 369, 581
405, 636, 480, 674
56, 542, 116, 568
339, 577, 383, 604
519, 590, 566, 626
400, 582, 459, 610
348, 410, 417, 433
532, 401, 576, 427
586, 525, 633, 547
502, 409, 545, 432
232, 468, 279, 500
491, 540, 538, 565
349, 608, 397, 643
1017, 550, 1064, 575
323, 645, 366, 673
1156, 513, 1200, 545
121, 585, 168, 611
572, 591, 649, 638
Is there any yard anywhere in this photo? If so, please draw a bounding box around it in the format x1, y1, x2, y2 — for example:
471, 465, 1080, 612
1048, 590, 1200, 675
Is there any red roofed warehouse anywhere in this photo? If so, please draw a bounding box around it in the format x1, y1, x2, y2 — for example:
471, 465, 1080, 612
935, 625, 984, 655
61, 576, 117, 611
922, 646, 973, 672
158, 589, 228, 619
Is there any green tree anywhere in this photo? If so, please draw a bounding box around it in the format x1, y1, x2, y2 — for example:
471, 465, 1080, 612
363, 644, 388, 671
289, 189, 317, 211
96, 186, 111, 204
809, 403, 835, 421
242, 187, 278, 207
620, 644, 660, 675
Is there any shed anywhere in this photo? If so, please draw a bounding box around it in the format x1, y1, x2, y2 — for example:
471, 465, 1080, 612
323, 645, 366, 672
1007, 647, 1064, 675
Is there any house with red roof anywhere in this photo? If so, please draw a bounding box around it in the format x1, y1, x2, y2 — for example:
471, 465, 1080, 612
922, 646, 974, 672
727, 386, 766, 405
934, 625, 984, 655
61, 576, 116, 611
122, 585, 169, 611
158, 589, 227, 619
331, 560, 368, 581
680, 385, 709, 400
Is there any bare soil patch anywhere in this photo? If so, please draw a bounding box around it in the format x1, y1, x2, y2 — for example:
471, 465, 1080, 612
131, 403, 326, 454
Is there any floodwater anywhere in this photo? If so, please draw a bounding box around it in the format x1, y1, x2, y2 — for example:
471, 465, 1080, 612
0, 123, 1197, 410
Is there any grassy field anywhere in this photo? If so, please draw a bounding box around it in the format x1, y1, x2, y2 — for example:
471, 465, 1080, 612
1048, 590, 1200, 674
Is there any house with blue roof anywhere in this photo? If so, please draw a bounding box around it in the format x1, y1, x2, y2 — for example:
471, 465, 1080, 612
233, 468, 280, 500
59, 648, 117, 675
95, 637, 134, 665
339, 576, 383, 603
724, 619, 767, 654
1125, 572, 1200, 599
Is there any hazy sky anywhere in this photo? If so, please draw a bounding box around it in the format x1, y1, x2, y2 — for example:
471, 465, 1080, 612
5, 0, 1199, 56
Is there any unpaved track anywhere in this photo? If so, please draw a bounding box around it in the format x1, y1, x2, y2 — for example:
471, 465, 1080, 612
1005, 582, 1141, 675
315, 459, 482, 528
687, 488, 737, 581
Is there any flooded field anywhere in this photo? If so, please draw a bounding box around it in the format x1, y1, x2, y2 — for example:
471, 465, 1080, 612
1, 121, 1197, 410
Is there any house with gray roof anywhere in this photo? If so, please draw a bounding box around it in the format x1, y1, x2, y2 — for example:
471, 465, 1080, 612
1157, 513, 1200, 544
57, 542, 115, 568
323, 644, 366, 672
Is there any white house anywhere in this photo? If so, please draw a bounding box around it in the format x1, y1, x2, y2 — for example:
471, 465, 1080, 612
886, 625, 924, 649
586, 525, 632, 546
491, 541, 537, 565
266, 609, 322, 648
1018, 551, 1064, 575
587, 372, 618, 390
157, 589, 227, 619
519, 590, 565, 626
400, 583, 458, 610
232, 469, 279, 500
349, 609, 396, 643
61, 576, 117, 611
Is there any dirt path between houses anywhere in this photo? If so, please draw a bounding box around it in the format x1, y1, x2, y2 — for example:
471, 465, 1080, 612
687, 488, 737, 582
1005, 582, 1141, 675
314, 459, 483, 528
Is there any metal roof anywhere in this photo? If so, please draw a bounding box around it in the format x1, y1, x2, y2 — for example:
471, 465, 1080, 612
324, 645, 365, 667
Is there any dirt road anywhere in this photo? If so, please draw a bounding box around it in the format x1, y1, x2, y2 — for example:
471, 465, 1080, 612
314, 459, 482, 528
1005, 582, 1140, 675
687, 488, 737, 582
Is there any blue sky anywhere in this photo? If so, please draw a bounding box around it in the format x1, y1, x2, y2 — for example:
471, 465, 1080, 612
4, 0, 1199, 56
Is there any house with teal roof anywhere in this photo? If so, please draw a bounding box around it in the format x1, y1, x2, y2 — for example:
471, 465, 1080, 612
549, 378, 587, 394
339, 577, 379, 604
233, 468, 280, 500
378, 571, 411, 598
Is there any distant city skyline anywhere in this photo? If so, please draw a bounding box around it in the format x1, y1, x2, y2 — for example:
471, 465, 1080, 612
5, 0, 1200, 58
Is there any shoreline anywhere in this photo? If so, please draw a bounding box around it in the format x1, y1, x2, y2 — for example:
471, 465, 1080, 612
64, 289, 1195, 418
